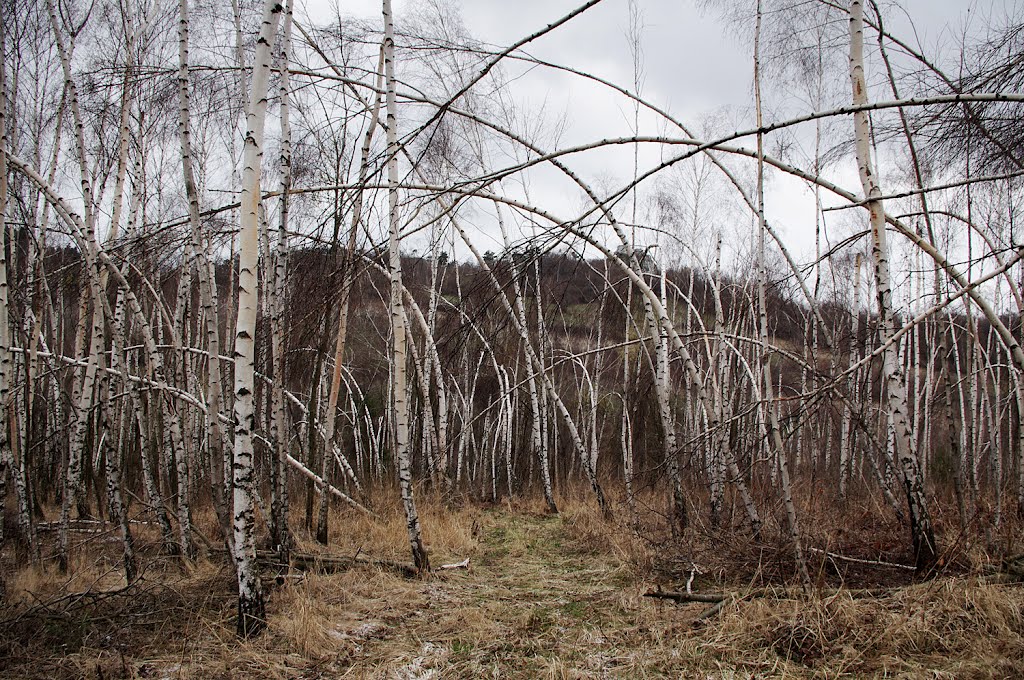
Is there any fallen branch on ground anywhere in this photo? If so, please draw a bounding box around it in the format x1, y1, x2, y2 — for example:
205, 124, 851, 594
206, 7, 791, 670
644, 590, 726, 604
286, 551, 420, 578
694, 598, 730, 622
808, 546, 915, 571
436, 558, 471, 571
644, 584, 906, 604
256, 549, 469, 578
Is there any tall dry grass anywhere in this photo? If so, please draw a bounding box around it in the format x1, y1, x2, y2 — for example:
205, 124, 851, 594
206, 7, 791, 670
3, 482, 1024, 678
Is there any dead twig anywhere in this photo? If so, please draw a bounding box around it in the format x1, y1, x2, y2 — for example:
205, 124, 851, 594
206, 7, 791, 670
808, 546, 915, 571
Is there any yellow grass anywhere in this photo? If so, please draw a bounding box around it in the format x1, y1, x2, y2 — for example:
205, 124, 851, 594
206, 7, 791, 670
3, 489, 1024, 678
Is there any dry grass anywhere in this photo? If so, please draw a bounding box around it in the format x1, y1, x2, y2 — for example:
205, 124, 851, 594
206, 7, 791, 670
671, 576, 1024, 678
3, 488, 1024, 678
314, 486, 482, 563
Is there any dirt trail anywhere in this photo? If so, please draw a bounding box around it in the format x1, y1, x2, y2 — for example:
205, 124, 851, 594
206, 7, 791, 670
315, 508, 668, 678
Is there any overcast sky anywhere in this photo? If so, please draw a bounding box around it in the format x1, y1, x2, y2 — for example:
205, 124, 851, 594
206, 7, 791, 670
293, 0, 1007, 269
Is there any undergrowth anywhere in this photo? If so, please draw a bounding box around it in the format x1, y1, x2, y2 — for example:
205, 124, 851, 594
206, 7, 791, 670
2, 484, 1023, 678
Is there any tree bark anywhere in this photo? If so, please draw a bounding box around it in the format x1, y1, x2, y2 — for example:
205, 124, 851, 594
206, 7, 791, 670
232, 0, 284, 637
384, 0, 430, 573
849, 0, 937, 572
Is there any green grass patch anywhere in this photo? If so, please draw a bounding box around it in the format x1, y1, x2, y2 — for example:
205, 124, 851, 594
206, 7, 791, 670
560, 600, 587, 619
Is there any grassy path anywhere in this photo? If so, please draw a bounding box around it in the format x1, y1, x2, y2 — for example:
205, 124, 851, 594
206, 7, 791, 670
324, 508, 651, 677
283, 507, 1024, 678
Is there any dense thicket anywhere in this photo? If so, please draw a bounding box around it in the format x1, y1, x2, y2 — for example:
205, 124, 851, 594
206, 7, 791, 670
2, 0, 1024, 635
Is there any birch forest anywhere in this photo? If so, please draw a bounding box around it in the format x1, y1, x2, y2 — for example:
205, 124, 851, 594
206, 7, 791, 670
3, 0, 1024, 676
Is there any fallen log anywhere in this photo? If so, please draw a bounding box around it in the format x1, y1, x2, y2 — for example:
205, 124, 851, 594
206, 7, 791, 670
288, 551, 420, 578
262, 573, 306, 587
1001, 554, 1024, 579
647, 584, 913, 605
256, 549, 470, 578
644, 589, 735, 625
37, 518, 155, 531
644, 590, 726, 604
694, 598, 730, 622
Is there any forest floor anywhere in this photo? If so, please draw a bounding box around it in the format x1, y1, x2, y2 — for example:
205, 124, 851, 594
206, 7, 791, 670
3, 496, 1024, 678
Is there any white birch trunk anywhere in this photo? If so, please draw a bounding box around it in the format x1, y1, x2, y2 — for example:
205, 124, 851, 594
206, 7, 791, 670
849, 0, 937, 571
269, 0, 295, 550
656, 264, 686, 535
384, 0, 429, 572
0, 24, 12, 554
232, 0, 283, 637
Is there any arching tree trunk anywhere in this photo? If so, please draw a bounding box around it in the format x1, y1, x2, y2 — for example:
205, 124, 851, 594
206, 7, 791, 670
849, 0, 937, 572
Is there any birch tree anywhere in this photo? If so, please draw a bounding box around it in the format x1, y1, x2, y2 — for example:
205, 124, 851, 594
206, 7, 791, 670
384, 0, 429, 573
0, 16, 12, 557
232, 0, 284, 637
849, 0, 937, 571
